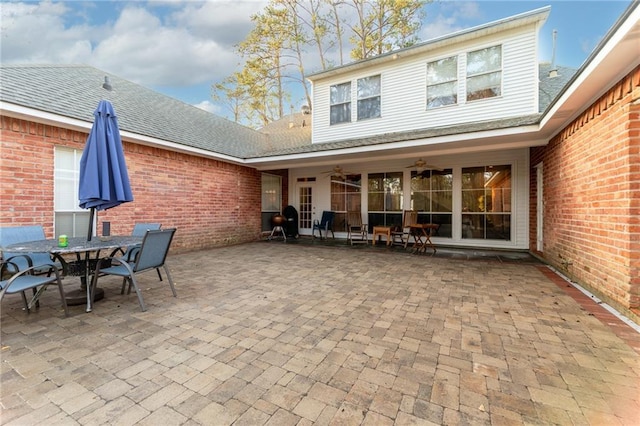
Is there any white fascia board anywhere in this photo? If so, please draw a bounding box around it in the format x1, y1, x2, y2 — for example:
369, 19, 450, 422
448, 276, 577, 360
0, 101, 246, 166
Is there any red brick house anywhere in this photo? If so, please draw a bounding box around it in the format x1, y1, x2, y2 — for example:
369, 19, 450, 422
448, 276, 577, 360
1, 4, 638, 321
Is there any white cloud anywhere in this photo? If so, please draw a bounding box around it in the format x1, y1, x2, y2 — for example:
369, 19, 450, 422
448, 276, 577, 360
0, 1, 257, 88
421, 1, 482, 40
193, 100, 220, 114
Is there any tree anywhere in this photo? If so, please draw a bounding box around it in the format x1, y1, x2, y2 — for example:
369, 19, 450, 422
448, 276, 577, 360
347, 0, 426, 61
213, 0, 428, 127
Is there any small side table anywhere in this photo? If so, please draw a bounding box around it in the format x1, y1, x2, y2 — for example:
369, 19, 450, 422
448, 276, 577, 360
372, 226, 392, 246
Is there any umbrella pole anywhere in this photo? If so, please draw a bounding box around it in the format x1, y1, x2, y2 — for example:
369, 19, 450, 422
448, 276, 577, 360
87, 208, 95, 241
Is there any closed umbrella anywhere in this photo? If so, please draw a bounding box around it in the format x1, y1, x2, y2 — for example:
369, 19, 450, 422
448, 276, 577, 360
79, 99, 133, 241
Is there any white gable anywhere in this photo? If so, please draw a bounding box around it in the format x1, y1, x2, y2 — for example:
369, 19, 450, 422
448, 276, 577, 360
310, 10, 546, 144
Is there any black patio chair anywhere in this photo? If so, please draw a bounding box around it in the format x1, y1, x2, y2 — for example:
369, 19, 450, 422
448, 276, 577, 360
312, 211, 335, 239
91, 228, 177, 312
1, 258, 69, 317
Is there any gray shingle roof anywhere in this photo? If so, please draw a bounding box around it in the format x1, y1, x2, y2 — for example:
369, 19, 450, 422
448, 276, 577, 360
1, 63, 570, 160
0, 64, 268, 158
538, 63, 578, 113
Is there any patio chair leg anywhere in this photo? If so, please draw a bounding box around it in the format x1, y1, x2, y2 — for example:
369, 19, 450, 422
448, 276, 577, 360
163, 265, 177, 297
156, 268, 163, 282
128, 276, 147, 312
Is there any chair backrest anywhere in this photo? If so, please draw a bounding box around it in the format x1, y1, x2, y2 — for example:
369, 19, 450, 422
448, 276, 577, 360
403, 210, 418, 228
133, 228, 176, 273
347, 211, 363, 227
0, 225, 51, 270
320, 211, 335, 227
131, 223, 162, 237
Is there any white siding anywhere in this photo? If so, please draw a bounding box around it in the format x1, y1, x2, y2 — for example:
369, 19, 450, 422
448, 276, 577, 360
312, 25, 540, 144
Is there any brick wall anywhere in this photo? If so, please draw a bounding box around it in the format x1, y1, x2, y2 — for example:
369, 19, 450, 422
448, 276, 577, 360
0, 117, 263, 253
530, 66, 640, 316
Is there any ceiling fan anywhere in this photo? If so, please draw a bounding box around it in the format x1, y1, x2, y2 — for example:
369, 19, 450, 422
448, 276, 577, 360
321, 165, 355, 178
406, 158, 443, 173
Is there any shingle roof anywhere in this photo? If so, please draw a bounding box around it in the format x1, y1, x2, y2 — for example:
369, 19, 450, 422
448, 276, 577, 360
538, 63, 578, 113
1, 63, 569, 160
0, 64, 268, 158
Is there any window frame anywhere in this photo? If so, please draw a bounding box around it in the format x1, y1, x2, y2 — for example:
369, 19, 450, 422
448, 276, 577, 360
426, 56, 458, 109
330, 81, 352, 125
54, 146, 91, 238
466, 45, 502, 102
357, 74, 381, 121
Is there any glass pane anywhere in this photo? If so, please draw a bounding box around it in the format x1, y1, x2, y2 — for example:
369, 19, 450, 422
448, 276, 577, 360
462, 214, 483, 239
330, 82, 351, 104
486, 214, 511, 240
467, 71, 501, 101
334, 212, 347, 233
411, 192, 429, 211
467, 45, 501, 75
431, 170, 453, 190
357, 75, 380, 98
357, 97, 381, 120
368, 192, 384, 211
462, 167, 485, 189
427, 81, 457, 108
427, 56, 457, 84
462, 189, 484, 212
432, 214, 452, 238
432, 191, 452, 212
330, 103, 351, 124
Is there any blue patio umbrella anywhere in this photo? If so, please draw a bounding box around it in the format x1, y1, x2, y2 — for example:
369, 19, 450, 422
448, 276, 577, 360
79, 99, 133, 241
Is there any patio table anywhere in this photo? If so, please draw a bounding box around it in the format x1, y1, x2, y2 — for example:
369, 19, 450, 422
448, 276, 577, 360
3, 236, 142, 312
409, 224, 439, 254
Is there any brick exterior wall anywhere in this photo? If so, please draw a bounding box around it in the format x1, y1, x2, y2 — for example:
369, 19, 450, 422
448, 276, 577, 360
530, 66, 640, 317
0, 117, 264, 253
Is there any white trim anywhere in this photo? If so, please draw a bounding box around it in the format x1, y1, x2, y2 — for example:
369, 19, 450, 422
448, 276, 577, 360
0, 101, 245, 166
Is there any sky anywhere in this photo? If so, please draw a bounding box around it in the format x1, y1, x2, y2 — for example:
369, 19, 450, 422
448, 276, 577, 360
0, 0, 633, 119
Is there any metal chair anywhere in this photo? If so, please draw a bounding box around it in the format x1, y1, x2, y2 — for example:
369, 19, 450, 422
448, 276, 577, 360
1, 259, 69, 317
91, 228, 177, 312
347, 211, 368, 245
117, 223, 163, 281
312, 211, 335, 239
391, 210, 418, 248
0, 225, 60, 273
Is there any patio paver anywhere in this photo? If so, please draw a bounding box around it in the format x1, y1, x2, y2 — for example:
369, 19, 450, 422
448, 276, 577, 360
1, 242, 639, 425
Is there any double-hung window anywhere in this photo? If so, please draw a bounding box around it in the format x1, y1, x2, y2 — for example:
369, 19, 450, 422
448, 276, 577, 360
54, 147, 91, 237
261, 173, 282, 231
427, 56, 458, 108
330, 82, 351, 125
357, 75, 381, 120
466, 45, 502, 101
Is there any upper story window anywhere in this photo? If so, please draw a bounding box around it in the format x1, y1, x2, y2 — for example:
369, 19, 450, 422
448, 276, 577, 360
466, 45, 502, 101
330, 82, 351, 125
357, 75, 381, 120
427, 56, 458, 108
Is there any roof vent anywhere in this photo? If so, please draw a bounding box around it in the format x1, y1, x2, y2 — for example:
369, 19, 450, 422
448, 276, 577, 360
102, 76, 113, 91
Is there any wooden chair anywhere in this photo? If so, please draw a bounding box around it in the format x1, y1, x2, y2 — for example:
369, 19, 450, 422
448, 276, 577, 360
347, 211, 368, 245
391, 210, 418, 248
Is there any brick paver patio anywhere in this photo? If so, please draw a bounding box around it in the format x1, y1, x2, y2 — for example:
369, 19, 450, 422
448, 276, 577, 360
1, 242, 639, 425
